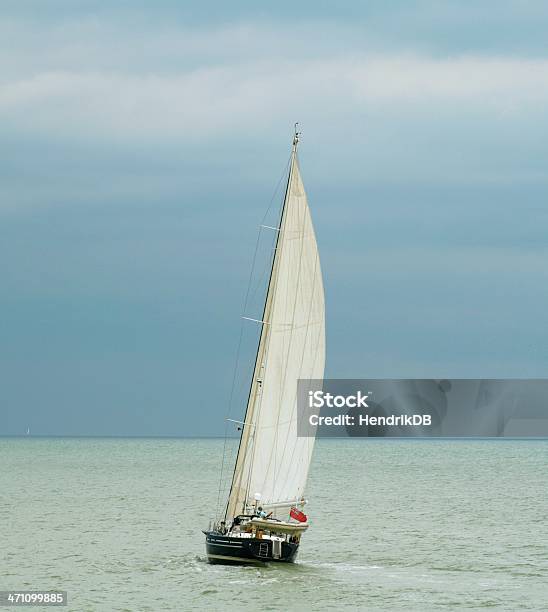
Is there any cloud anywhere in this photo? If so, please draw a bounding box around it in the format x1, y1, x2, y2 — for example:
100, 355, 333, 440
1, 17, 548, 213
2, 12, 548, 139
2, 54, 548, 140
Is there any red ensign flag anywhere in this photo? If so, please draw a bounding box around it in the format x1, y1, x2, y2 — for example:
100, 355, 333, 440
290, 507, 307, 522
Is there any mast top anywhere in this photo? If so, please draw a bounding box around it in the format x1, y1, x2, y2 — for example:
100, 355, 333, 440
292, 122, 300, 150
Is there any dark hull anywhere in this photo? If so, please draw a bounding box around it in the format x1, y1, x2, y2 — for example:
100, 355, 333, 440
204, 531, 299, 564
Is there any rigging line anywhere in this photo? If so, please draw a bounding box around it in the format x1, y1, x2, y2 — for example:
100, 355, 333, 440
219, 152, 293, 520
241, 152, 294, 512
268, 172, 303, 500
245, 158, 292, 313
229, 157, 291, 518
260, 155, 292, 226
215, 153, 292, 520
215, 300, 248, 518
255, 151, 299, 500
261, 155, 308, 499
246, 238, 277, 315
215, 225, 264, 520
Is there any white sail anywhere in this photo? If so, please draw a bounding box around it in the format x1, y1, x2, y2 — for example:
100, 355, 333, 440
226, 141, 325, 520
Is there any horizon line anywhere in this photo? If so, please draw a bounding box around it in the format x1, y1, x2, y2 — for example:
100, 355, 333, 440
1, 435, 547, 441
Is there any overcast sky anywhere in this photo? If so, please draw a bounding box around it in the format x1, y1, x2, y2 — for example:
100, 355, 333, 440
1, 1, 547, 436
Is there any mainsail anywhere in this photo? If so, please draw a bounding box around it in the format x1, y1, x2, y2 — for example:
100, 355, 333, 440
226, 135, 325, 520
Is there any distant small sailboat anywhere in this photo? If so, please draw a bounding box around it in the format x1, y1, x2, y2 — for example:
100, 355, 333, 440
204, 127, 325, 564
26, 427, 30, 436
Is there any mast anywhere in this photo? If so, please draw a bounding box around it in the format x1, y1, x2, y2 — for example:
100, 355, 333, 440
224, 127, 300, 520
225, 123, 324, 522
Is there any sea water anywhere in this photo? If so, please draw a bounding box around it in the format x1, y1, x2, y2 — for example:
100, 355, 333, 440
1, 438, 546, 611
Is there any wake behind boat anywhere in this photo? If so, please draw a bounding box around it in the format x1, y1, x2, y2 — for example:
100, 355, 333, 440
204, 128, 325, 564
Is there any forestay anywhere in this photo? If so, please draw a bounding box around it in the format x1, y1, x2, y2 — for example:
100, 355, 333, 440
226, 142, 325, 520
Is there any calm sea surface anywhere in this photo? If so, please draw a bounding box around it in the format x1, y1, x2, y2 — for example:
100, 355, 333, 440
1, 438, 547, 611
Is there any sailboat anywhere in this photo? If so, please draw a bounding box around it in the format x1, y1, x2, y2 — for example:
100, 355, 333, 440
204, 128, 325, 564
